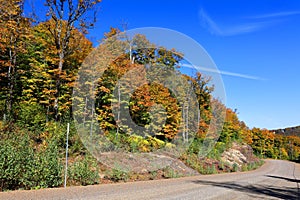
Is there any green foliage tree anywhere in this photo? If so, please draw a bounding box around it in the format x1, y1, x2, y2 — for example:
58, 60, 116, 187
21, 20, 93, 121
43, 0, 101, 121
0, 0, 31, 120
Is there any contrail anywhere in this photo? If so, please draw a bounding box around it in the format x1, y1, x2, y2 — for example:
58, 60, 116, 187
199, 8, 272, 36
248, 11, 300, 19
180, 63, 266, 80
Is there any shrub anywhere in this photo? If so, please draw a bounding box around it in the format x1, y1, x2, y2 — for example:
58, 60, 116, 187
241, 164, 248, 172
188, 138, 203, 154
163, 166, 182, 178
165, 142, 175, 149
107, 165, 130, 182
207, 142, 226, 159
127, 135, 144, 152
147, 136, 165, 149
149, 170, 158, 180
232, 163, 239, 172
32, 140, 63, 188
68, 156, 99, 186
43, 121, 86, 155
0, 135, 63, 191
181, 153, 201, 172
16, 103, 46, 134
207, 165, 218, 174
0, 135, 34, 191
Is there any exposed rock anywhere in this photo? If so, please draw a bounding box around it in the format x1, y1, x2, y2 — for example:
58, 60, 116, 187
221, 149, 246, 168
97, 152, 199, 176
221, 142, 259, 170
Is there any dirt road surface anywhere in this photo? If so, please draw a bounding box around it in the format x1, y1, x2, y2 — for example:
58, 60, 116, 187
1, 160, 299, 200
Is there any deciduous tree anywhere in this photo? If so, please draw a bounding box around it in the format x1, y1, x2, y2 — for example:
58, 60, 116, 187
43, 0, 101, 120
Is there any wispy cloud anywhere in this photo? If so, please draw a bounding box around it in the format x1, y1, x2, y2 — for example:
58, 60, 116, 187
180, 63, 266, 80
249, 11, 300, 19
199, 9, 272, 36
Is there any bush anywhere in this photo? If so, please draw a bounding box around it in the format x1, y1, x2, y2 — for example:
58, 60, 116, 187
107, 165, 130, 182
126, 135, 150, 152
0, 135, 34, 191
181, 153, 201, 172
0, 135, 63, 191
44, 121, 86, 155
146, 136, 165, 149
188, 138, 204, 154
241, 164, 248, 171
207, 165, 218, 174
16, 103, 46, 134
68, 156, 99, 186
207, 142, 226, 159
162, 166, 183, 178
107, 133, 166, 153
32, 140, 63, 188
232, 163, 239, 172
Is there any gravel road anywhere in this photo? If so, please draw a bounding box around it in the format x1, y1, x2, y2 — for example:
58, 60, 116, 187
1, 159, 299, 200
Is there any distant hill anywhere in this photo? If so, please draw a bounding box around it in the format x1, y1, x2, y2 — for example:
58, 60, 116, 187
271, 126, 300, 137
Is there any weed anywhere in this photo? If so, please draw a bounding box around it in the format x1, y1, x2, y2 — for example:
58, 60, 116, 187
107, 165, 130, 182
232, 163, 239, 172
163, 166, 182, 178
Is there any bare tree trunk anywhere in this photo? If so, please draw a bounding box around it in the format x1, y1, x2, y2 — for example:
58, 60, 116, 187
90, 103, 94, 137
6, 33, 17, 120
6, 48, 13, 118
197, 105, 200, 129
116, 82, 121, 139
186, 88, 193, 143
45, 0, 100, 121
186, 102, 189, 142
129, 44, 133, 64
54, 45, 64, 121
83, 96, 88, 125
182, 103, 186, 142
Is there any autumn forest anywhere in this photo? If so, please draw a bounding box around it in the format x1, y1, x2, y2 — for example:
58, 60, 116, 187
0, 0, 299, 191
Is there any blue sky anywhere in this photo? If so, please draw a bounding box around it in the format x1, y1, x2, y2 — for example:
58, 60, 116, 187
27, 0, 300, 130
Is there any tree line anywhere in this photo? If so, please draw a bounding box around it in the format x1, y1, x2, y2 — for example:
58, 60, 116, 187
0, 0, 299, 191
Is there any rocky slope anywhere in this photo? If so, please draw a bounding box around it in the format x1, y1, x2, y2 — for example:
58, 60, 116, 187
221, 142, 260, 170
96, 142, 260, 182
